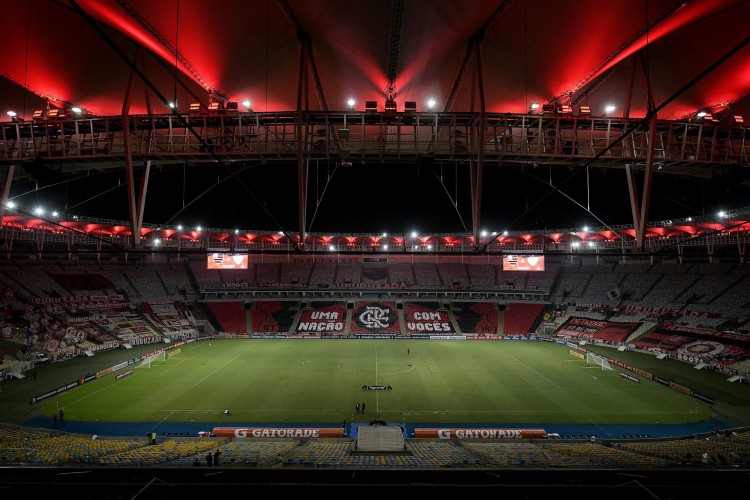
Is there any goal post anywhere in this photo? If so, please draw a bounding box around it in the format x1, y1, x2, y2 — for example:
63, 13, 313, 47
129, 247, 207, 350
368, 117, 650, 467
586, 352, 614, 371
138, 351, 166, 368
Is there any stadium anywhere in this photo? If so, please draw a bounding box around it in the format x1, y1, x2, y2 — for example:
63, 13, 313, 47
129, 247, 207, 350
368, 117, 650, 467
1, 0, 750, 497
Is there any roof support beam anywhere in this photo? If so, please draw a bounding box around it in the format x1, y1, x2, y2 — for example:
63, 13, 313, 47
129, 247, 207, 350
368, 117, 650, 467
470, 43, 487, 249
386, 0, 405, 91
113, 0, 226, 102
122, 63, 150, 249
626, 51, 660, 250
0, 164, 15, 224
297, 41, 308, 246
552, 0, 687, 106
637, 115, 659, 250
444, 0, 512, 113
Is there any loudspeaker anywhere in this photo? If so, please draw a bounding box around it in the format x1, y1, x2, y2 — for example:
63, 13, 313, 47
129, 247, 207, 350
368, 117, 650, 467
346, 301, 355, 310
396, 300, 404, 310
243, 302, 252, 309
498, 303, 506, 311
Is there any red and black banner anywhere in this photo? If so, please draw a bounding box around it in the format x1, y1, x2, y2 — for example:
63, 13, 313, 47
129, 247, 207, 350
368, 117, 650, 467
556, 317, 639, 343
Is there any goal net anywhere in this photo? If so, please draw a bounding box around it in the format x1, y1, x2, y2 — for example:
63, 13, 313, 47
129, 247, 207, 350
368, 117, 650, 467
586, 352, 614, 371
138, 351, 166, 368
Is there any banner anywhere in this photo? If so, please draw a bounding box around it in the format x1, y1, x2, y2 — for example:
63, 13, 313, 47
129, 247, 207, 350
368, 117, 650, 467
556, 317, 639, 343
414, 428, 547, 439
211, 427, 344, 438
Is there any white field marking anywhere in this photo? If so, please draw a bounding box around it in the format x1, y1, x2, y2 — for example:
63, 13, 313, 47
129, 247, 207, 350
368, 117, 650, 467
375, 343, 379, 412
420, 354, 435, 375
98, 407, 701, 418
375, 343, 379, 385
157, 411, 175, 427
336, 361, 415, 376
508, 354, 564, 389
191, 351, 246, 388
160, 356, 190, 373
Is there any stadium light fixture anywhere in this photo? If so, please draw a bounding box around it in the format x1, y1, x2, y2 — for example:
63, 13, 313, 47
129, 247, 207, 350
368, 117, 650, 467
427, 99, 436, 111
579, 105, 591, 116
404, 101, 417, 113
733, 115, 743, 124
71, 107, 83, 115
32, 110, 44, 120
347, 98, 355, 111
604, 105, 615, 115
529, 102, 540, 113
242, 100, 252, 112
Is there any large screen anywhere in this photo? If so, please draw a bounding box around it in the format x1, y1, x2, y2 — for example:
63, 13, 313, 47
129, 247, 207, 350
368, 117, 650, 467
502, 254, 545, 271
206, 253, 249, 269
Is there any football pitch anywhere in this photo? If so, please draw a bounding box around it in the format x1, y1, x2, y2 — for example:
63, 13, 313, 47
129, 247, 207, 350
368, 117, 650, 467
38, 339, 713, 427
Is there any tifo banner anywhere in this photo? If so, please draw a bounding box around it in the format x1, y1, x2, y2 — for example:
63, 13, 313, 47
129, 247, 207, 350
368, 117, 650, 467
404, 303, 454, 334
211, 427, 344, 438
556, 317, 640, 343
296, 302, 346, 333
415, 428, 547, 439
452, 302, 499, 335
618, 305, 721, 318
350, 302, 401, 335
635, 323, 750, 363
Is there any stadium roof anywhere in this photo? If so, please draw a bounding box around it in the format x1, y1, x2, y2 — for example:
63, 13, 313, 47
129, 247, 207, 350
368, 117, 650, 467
2, 0, 750, 236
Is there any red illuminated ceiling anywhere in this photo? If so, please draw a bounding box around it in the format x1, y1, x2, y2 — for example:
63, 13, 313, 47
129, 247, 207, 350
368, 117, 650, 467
2, 0, 750, 120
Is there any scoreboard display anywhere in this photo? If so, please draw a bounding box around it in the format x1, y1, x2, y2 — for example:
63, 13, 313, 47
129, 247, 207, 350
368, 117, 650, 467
502, 254, 544, 271
207, 253, 249, 269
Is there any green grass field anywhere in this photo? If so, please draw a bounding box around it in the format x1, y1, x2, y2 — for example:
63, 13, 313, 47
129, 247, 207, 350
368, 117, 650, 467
26, 339, 721, 427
